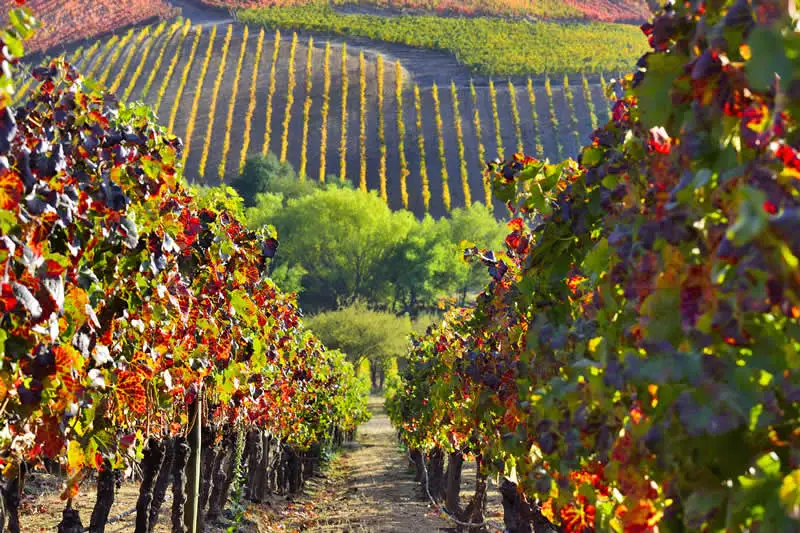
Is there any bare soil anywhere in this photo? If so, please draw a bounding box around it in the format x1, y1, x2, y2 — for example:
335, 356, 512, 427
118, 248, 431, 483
257, 396, 453, 532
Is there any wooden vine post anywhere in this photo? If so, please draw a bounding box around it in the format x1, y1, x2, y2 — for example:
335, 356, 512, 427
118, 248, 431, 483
184, 388, 202, 533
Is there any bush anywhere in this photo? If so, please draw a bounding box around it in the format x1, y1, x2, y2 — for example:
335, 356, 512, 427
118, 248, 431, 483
232, 153, 316, 206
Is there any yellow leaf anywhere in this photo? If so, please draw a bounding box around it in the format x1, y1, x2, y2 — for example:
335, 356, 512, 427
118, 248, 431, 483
67, 440, 85, 474
780, 469, 800, 518
588, 337, 604, 353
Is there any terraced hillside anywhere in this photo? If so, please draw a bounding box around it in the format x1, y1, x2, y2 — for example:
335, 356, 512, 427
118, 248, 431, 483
16, 21, 618, 216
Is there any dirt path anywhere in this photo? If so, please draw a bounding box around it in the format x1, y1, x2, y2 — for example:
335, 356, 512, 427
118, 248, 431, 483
262, 396, 455, 532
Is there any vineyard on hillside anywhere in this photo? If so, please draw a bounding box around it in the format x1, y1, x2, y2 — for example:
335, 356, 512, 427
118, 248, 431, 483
16, 21, 618, 216
237, 4, 647, 75
200, 0, 650, 23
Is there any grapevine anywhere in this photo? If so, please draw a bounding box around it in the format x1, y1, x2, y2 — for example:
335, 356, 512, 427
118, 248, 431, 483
431, 83, 450, 211
525, 78, 543, 157
376, 55, 387, 201
298, 36, 314, 180
413, 83, 429, 211
390, 3, 800, 533
358, 51, 367, 192
469, 80, 490, 207
167, 25, 203, 134
563, 74, 581, 154
140, 19, 185, 100
395, 60, 409, 208
318, 41, 331, 183
581, 74, 598, 131
507, 80, 523, 155
182, 24, 219, 166
108, 26, 151, 94
153, 20, 193, 113
96, 28, 135, 88
239, 28, 266, 173
488, 79, 503, 161
279, 32, 298, 164
261, 29, 282, 155
599, 71, 612, 121
218, 26, 250, 180
121, 21, 169, 102
450, 81, 470, 207
543, 75, 561, 159
339, 43, 348, 183
198, 24, 233, 180
85, 33, 120, 80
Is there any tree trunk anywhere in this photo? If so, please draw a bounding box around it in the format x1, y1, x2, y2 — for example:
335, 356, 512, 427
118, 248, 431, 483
57, 504, 84, 533
170, 437, 191, 533
89, 460, 116, 533
135, 438, 166, 533
444, 451, 464, 517
426, 448, 446, 503
149, 438, 174, 533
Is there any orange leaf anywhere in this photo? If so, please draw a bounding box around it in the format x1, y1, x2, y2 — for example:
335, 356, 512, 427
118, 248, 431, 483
116, 371, 147, 415
0, 170, 23, 211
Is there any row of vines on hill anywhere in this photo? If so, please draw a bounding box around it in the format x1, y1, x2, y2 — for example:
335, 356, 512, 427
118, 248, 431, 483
0, 5, 369, 533
183, 24, 218, 167
389, 1, 800, 532
24, 21, 625, 212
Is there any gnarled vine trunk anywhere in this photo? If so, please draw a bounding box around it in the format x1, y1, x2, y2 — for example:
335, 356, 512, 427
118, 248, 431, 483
170, 437, 191, 533
89, 460, 116, 533
426, 448, 446, 503
462, 461, 488, 533
4, 470, 22, 533
245, 430, 263, 501
57, 504, 84, 533
409, 449, 424, 482
149, 438, 174, 533
206, 430, 234, 522
500, 478, 560, 533
444, 451, 464, 517
135, 438, 166, 533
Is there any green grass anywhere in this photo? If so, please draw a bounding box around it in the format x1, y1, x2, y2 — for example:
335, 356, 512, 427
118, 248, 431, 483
238, 3, 648, 75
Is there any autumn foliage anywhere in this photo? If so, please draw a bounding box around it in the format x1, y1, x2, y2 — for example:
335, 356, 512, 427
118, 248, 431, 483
390, 1, 800, 532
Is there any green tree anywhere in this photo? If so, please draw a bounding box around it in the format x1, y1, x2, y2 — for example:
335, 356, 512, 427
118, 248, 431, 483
231, 153, 317, 207
307, 301, 412, 389
261, 185, 415, 311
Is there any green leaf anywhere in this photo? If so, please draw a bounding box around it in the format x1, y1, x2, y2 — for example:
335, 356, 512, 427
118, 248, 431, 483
635, 53, 687, 130
746, 26, 792, 91
727, 186, 767, 246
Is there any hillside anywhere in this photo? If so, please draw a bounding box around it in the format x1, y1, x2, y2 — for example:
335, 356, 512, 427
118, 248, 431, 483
201, 0, 651, 23
0, 0, 177, 53
15, 22, 618, 217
